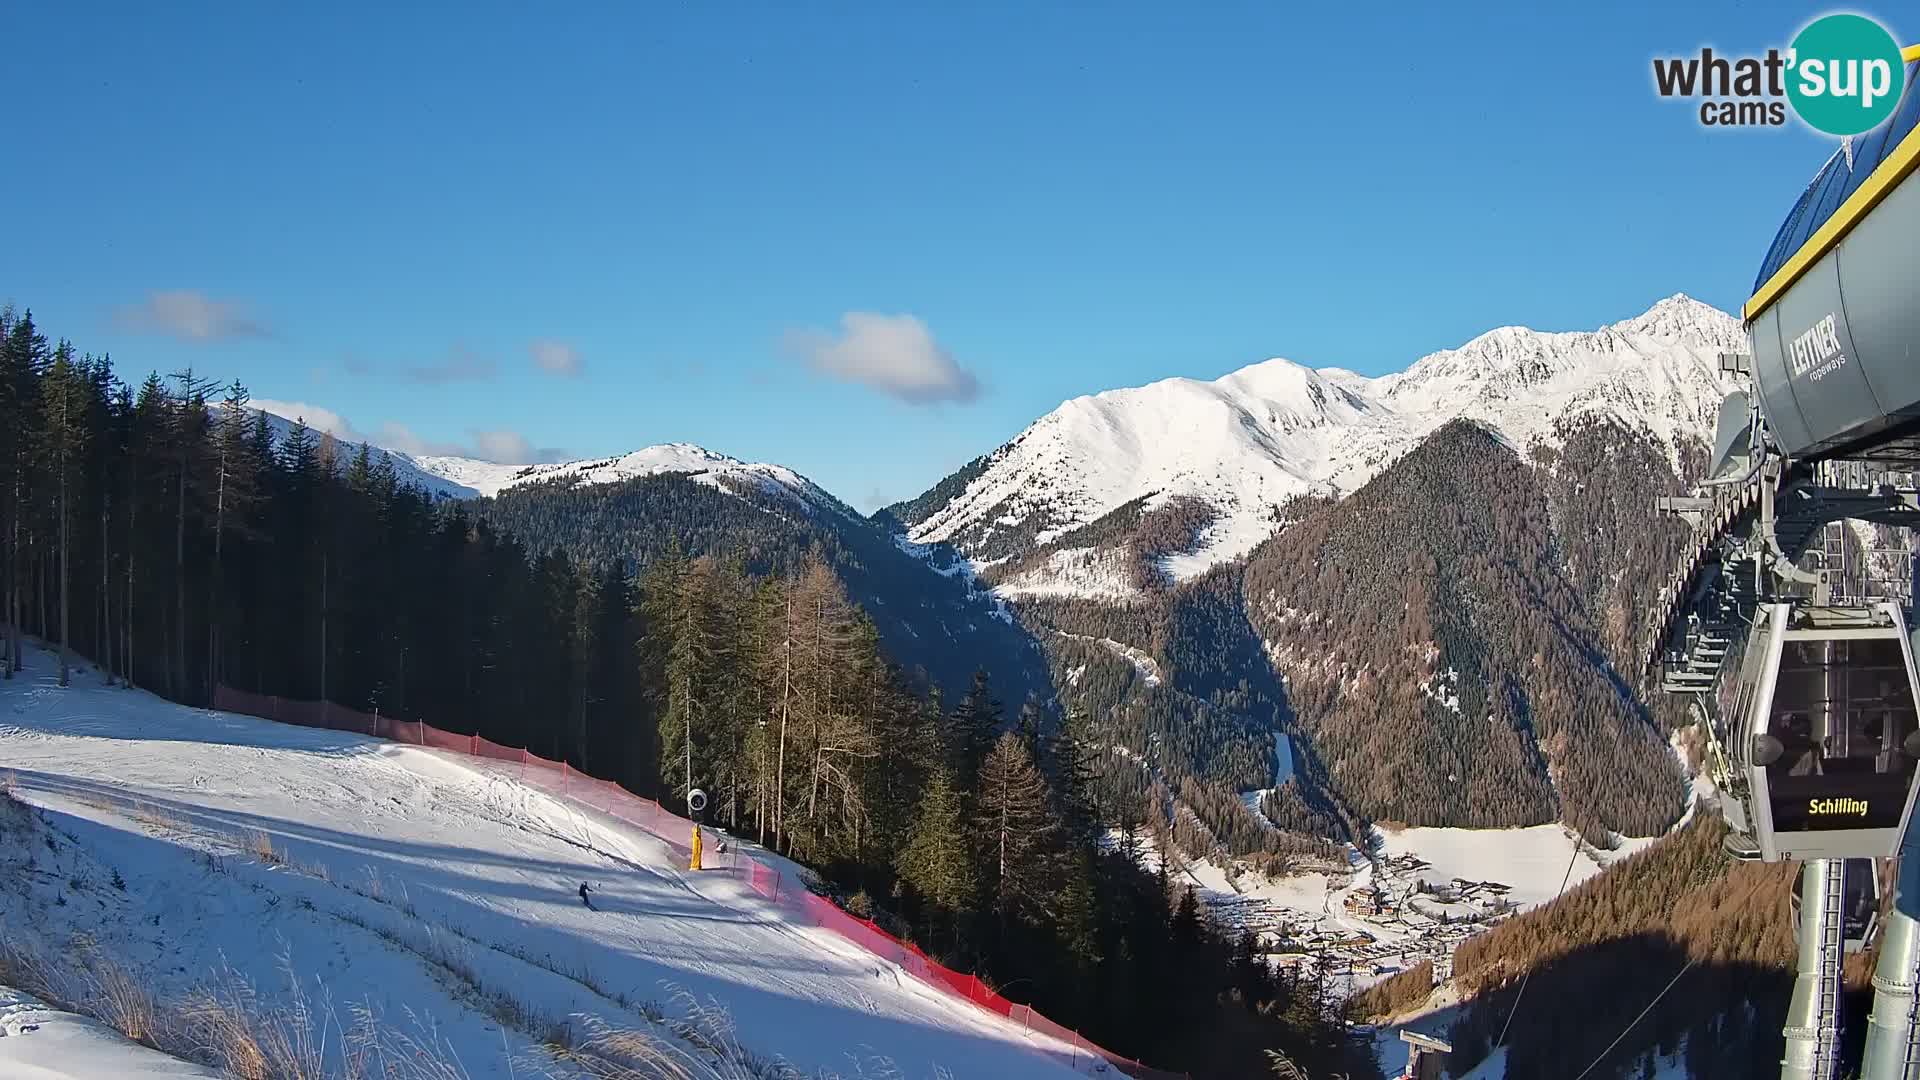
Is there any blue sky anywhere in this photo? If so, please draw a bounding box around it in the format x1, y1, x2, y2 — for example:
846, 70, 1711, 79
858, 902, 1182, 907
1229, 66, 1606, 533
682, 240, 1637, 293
2, 2, 1895, 510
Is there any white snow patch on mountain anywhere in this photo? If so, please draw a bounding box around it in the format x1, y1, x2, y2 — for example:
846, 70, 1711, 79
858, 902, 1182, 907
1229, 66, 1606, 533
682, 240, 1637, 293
907, 295, 1740, 597
996, 547, 1141, 601
247, 405, 844, 514
412, 443, 845, 512
1051, 631, 1161, 687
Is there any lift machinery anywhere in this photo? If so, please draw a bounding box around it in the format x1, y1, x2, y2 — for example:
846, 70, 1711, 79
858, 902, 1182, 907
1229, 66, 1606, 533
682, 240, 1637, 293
1649, 46, 1920, 1080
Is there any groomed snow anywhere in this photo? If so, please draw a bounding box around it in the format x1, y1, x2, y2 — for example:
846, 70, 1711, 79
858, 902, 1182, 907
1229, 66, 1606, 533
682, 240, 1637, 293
0, 647, 1087, 1079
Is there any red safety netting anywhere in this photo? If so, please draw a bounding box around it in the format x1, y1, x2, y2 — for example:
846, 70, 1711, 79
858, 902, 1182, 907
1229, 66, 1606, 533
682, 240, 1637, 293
211, 685, 1182, 1079
422, 725, 474, 755
476, 736, 523, 763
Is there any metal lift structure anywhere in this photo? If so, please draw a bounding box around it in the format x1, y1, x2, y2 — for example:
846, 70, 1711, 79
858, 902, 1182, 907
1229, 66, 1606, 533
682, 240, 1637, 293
1648, 45, 1920, 1080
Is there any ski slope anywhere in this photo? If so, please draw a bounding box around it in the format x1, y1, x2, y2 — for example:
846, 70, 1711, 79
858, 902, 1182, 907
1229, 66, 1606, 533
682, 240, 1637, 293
0, 647, 1089, 1079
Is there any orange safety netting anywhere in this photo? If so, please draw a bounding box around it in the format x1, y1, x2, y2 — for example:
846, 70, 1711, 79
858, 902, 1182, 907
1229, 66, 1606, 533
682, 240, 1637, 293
210, 685, 1184, 1079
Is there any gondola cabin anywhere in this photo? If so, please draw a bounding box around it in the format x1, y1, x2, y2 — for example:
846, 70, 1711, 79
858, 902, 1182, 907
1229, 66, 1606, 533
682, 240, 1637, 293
1731, 601, 1920, 862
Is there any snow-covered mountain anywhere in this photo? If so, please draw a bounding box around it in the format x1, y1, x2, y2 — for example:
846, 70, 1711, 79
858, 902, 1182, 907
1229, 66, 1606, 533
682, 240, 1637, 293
408, 444, 847, 510
896, 294, 1741, 597
249, 407, 846, 515
244, 407, 484, 499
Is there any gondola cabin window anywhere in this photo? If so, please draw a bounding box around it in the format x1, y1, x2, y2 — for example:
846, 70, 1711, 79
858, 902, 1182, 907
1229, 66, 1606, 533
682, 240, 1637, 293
1765, 637, 1920, 833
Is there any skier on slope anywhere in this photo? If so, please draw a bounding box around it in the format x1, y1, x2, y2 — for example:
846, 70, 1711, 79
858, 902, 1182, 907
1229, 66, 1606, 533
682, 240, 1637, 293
579, 882, 594, 910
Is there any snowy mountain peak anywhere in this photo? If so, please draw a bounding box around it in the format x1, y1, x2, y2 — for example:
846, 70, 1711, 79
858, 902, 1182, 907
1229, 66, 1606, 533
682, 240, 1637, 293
1608, 292, 1744, 344
412, 443, 845, 512
248, 406, 844, 514
900, 295, 1740, 597
1217, 357, 1376, 425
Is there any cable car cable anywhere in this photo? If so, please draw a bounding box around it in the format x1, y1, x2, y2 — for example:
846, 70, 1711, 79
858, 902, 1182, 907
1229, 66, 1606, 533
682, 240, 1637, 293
1569, 957, 1698, 1080
1494, 840, 1585, 1048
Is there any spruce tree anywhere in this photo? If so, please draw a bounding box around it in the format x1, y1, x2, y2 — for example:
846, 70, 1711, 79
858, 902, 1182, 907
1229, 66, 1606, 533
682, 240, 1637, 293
40, 342, 86, 685
973, 730, 1059, 927
947, 669, 1002, 792
898, 765, 975, 948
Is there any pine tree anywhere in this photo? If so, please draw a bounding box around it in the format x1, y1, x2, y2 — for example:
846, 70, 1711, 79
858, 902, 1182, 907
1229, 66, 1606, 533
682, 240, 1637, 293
973, 730, 1059, 926
1172, 885, 1202, 947
898, 766, 975, 947
1046, 704, 1104, 852
947, 669, 1002, 792
1, 311, 49, 676
40, 342, 86, 686
167, 369, 217, 702
207, 381, 260, 693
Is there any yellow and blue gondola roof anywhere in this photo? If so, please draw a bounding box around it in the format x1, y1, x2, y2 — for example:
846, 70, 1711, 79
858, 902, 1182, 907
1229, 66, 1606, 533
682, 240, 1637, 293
1748, 48, 1920, 323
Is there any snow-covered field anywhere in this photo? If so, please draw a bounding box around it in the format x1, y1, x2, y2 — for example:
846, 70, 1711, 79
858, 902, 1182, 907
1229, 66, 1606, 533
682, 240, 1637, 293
0, 646, 1087, 1079
1372, 822, 1627, 910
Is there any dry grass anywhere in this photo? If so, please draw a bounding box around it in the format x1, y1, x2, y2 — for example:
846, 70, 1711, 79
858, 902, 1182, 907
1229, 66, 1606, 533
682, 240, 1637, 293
0, 777, 31, 833
134, 804, 187, 836
3, 930, 947, 1080
247, 829, 285, 866
0, 784, 947, 1078
94, 959, 162, 1045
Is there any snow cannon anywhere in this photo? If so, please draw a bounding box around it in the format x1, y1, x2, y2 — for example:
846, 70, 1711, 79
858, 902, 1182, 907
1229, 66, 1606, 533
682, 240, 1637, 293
687, 788, 707, 871
1745, 54, 1920, 463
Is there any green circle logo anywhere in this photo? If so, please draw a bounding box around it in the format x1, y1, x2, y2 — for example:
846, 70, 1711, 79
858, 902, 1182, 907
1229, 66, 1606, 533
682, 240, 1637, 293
1787, 14, 1907, 136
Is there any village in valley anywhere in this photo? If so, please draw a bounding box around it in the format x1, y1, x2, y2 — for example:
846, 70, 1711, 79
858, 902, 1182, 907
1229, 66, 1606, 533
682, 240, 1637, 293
1116, 818, 1662, 1006
1195, 844, 1521, 993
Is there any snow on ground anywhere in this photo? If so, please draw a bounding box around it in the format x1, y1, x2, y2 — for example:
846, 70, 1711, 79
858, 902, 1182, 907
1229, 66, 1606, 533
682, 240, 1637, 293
1453, 1045, 1507, 1079
994, 547, 1141, 602
0, 985, 224, 1079
1048, 631, 1161, 686
1365, 1005, 1464, 1080
1371, 823, 1623, 910
0, 645, 1086, 1079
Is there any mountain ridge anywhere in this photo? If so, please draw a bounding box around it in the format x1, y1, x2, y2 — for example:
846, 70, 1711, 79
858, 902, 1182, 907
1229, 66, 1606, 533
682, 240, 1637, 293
891, 294, 1739, 599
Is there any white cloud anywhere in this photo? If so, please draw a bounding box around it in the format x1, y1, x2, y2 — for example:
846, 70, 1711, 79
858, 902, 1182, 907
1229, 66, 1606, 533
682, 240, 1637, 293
252, 399, 355, 440
472, 429, 537, 462
784, 312, 981, 405
116, 290, 271, 342
251, 400, 566, 465
529, 340, 584, 377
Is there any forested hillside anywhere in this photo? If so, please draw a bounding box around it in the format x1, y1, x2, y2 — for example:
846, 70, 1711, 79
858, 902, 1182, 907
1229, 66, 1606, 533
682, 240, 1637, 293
473, 472, 1054, 708
1397, 815, 1880, 1080
1531, 413, 1707, 674
0, 305, 1379, 1079
1243, 419, 1685, 843
1019, 562, 1355, 868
